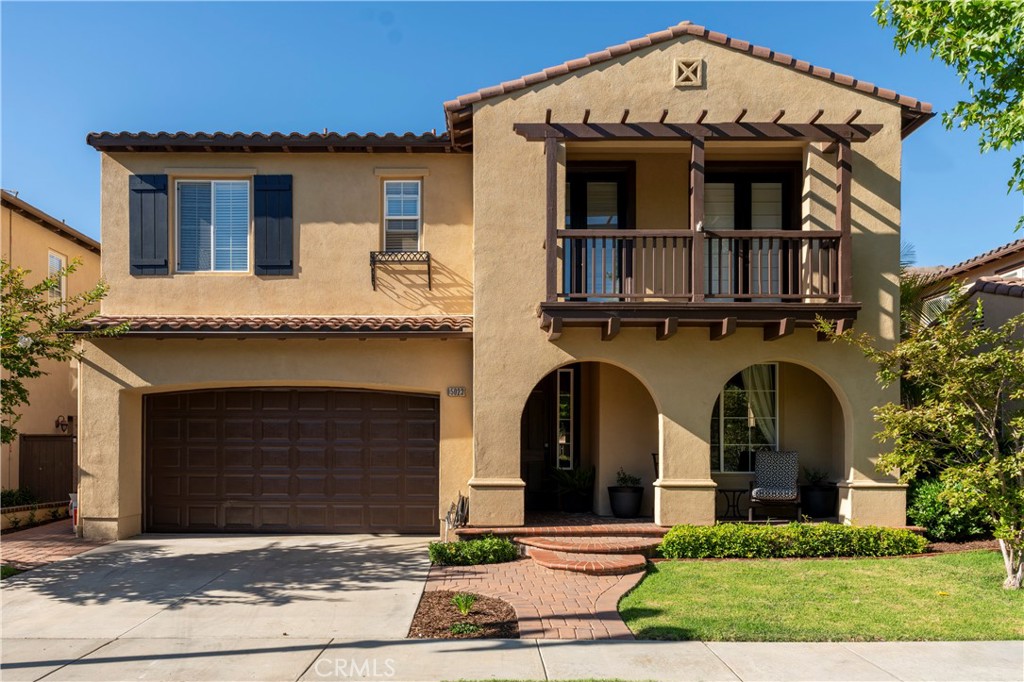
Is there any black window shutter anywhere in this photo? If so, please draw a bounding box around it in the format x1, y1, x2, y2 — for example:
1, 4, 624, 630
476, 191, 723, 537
128, 174, 169, 276
254, 175, 294, 275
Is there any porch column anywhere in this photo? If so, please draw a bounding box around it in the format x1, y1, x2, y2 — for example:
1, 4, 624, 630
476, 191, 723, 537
836, 140, 853, 302
690, 136, 705, 302
545, 135, 560, 303
653, 389, 717, 527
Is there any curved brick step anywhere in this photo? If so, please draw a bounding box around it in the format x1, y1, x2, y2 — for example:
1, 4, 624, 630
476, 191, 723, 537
527, 547, 648, 575
515, 535, 662, 557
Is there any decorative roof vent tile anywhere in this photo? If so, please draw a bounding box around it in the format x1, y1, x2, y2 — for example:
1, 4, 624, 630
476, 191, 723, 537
673, 57, 703, 88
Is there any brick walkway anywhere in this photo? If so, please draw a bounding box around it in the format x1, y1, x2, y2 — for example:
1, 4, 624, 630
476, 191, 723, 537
425, 558, 643, 640
0, 519, 109, 570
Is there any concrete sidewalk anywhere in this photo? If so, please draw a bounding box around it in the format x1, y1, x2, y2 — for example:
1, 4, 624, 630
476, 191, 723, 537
1, 638, 1021, 681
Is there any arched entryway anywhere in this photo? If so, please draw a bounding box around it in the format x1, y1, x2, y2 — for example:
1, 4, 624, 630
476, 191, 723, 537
520, 362, 658, 517
709, 361, 846, 520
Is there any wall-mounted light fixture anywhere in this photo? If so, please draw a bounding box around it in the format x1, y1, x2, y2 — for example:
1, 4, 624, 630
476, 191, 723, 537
55, 415, 68, 433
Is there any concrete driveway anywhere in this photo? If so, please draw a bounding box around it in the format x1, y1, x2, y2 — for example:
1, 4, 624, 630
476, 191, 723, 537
1, 533, 431, 680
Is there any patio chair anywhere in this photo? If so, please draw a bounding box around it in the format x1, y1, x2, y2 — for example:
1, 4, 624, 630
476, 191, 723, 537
748, 449, 801, 521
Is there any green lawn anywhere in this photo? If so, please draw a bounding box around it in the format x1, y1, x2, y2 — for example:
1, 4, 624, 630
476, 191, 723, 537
1, 565, 23, 580
620, 550, 1024, 641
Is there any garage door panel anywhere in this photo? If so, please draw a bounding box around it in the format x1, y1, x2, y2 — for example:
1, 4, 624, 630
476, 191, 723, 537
185, 505, 219, 528
257, 506, 291, 527
260, 448, 290, 468
223, 419, 256, 440
223, 447, 255, 468
223, 474, 255, 496
186, 447, 217, 468
297, 420, 328, 441
186, 419, 218, 440
296, 448, 327, 469
186, 475, 218, 497
186, 392, 218, 411
145, 388, 439, 533
259, 475, 291, 496
224, 506, 256, 529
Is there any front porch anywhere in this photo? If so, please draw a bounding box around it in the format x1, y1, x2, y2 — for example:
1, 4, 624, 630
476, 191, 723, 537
513, 360, 847, 527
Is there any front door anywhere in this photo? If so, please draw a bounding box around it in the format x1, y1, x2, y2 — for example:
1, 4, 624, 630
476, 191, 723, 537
521, 373, 555, 511
565, 163, 635, 299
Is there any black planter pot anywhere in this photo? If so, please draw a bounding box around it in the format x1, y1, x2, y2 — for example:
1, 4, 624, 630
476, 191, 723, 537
608, 486, 644, 518
800, 484, 838, 518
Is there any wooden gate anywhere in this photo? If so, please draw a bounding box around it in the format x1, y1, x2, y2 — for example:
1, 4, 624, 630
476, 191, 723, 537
18, 435, 74, 503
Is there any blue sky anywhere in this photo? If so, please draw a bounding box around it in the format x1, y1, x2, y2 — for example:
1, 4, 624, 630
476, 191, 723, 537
2, 1, 1020, 267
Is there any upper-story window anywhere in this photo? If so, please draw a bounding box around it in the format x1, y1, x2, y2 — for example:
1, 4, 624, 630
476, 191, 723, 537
383, 180, 421, 252
47, 251, 67, 301
176, 180, 250, 272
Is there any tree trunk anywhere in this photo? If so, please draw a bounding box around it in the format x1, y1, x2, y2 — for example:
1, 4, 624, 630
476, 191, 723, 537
999, 539, 1022, 590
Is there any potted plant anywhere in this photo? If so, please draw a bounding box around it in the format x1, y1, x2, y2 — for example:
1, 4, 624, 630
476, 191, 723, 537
553, 467, 595, 513
608, 467, 644, 518
800, 467, 838, 518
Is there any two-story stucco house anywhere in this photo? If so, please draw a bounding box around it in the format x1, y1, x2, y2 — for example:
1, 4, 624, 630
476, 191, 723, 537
74, 21, 934, 541
2, 190, 101, 499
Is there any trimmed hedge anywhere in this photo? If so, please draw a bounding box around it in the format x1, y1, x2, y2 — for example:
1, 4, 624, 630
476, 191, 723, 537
907, 478, 992, 542
658, 522, 928, 559
429, 535, 519, 566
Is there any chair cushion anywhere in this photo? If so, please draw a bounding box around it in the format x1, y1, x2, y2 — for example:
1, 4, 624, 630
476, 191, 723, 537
751, 486, 798, 501
754, 449, 799, 488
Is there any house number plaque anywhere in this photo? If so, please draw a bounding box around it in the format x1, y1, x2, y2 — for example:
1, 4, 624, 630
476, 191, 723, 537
447, 386, 467, 397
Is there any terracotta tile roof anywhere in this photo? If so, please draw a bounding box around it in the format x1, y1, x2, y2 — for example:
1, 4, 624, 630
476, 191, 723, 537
967, 276, 1024, 299
444, 20, 933, 145
72, 315, 473, 336
923, 238, 1024, 285
86, 131, 455, 153
1, 190, 100, 254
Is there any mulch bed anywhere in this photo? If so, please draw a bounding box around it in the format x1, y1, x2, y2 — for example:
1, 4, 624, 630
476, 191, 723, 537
408, 591, 519, 639
927, 538, 1000, 554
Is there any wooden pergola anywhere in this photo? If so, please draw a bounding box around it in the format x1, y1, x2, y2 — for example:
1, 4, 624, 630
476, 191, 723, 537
520, 109, 871, 341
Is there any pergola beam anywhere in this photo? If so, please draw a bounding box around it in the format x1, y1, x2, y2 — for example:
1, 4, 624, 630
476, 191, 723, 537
514, 121, 881, 143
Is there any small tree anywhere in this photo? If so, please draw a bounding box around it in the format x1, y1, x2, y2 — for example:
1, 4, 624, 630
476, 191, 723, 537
1, 258, 123, 444
819, 300, 1024, 589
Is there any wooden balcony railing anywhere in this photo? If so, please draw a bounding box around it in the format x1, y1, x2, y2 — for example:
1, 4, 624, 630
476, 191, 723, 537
553, 228, 843, 303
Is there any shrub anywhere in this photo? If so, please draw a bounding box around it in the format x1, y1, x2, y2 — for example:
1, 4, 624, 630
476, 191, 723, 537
0, 488, 37, 508
429, 535, 519, 566
907, 478, 992, 542
658, 522, 928, 559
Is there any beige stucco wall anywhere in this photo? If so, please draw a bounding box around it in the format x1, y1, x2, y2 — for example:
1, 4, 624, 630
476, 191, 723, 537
99, 153, 473, 316
1, 203, 101, 490
77, 337, 472, 540
468, 34, 906, 526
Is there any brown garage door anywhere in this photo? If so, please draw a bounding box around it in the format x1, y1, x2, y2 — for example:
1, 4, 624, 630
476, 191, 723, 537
144, 388, 439, 533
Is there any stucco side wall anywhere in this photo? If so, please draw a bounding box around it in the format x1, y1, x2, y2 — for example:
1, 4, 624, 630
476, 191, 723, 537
99, 152, 473, 316
77, 338, 472, 540
1, 204, 101, 489
469, 36, 904, 526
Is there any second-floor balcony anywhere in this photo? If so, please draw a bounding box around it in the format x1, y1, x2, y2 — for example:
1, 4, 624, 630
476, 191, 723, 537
524, 113, 867, 341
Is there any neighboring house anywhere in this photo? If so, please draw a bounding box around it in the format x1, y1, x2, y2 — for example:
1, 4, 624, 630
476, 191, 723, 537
1, 190, 101, 498
916, 239, 1024, 334
74, 20, 935, 541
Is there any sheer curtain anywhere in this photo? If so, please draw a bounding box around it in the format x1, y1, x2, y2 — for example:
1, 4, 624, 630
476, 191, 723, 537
741, 365, 777, 445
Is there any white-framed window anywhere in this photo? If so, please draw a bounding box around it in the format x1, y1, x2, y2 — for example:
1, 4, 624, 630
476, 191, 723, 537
176, 180, 250, 272
710, 363, 779, 473
47, 251, 67, 301
556, 367, 575, 470
997, 263, 1024, 278
383, 180, 421, 252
